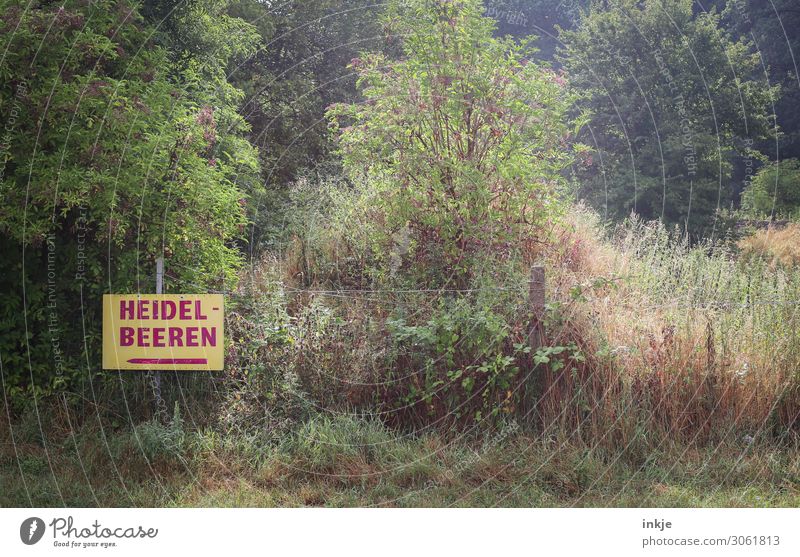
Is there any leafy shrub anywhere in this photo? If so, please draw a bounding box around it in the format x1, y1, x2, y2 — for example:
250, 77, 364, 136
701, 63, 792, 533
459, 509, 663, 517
270, 0, 588, 429
327, 0, 581, 285
741, 159, 800, 219
384, 296, 530, 426
221, 271, 312, 441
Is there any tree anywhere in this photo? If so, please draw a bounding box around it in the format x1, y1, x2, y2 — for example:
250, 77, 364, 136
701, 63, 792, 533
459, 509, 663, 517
710, 0, 800, 161
559, 0, 778, 239
0, 0, 261, 402
327, 0, 581, 284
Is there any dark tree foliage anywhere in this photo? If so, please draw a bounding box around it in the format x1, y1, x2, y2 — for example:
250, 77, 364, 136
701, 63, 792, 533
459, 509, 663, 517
224, 1, 385, 248
0, 0, 261, 404
559, 0, 778, 239
709, 0, 800, 160
484, 0, 589, 62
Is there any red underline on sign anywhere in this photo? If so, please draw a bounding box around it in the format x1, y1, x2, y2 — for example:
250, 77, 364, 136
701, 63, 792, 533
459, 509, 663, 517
126, 358, 208, 365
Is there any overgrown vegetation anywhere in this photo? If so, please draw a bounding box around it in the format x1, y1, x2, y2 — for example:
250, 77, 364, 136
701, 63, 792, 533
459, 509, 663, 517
3, 0, 800, 508
4, 407, 800, 507
741, 159, 800, 220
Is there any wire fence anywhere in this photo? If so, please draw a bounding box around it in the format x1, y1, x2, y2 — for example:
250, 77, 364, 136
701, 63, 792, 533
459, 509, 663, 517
140, 257, 800, 313
160, 275, 800, 311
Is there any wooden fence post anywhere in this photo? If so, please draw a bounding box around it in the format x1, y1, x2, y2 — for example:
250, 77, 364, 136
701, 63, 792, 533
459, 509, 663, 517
529, 265, 545, 353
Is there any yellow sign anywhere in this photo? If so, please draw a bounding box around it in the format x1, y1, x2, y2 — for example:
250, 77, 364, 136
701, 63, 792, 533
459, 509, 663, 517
103, 294, 224, 370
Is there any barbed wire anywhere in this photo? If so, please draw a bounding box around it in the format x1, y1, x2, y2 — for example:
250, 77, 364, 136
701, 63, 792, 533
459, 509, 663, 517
281, 284, 531, 294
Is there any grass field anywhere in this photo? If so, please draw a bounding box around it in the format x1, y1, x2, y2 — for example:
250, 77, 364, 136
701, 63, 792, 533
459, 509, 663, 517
3, 410, 799, 508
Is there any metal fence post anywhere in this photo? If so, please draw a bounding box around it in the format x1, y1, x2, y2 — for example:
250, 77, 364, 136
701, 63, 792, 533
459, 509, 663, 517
152, 257, 165, 421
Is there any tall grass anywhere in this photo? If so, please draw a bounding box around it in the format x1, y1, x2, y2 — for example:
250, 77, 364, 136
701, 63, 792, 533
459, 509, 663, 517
543, 208, 800, 450
738, 224, 800, 269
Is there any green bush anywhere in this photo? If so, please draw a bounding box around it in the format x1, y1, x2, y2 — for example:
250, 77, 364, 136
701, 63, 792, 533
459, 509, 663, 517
385, 296, 529, 425
741, 158, 800, 220
0, 0, 261, 407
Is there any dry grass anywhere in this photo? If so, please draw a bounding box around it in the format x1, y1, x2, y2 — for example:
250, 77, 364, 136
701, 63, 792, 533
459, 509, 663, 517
535, 208, 800, 449
738, 224, 800, 269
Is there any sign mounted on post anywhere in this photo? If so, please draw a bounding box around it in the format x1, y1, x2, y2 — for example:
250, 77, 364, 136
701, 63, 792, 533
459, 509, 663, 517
103, 294, 224, 370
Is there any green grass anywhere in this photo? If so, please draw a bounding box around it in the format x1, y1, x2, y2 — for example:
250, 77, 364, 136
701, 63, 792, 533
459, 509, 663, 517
3, 412, 799, 507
